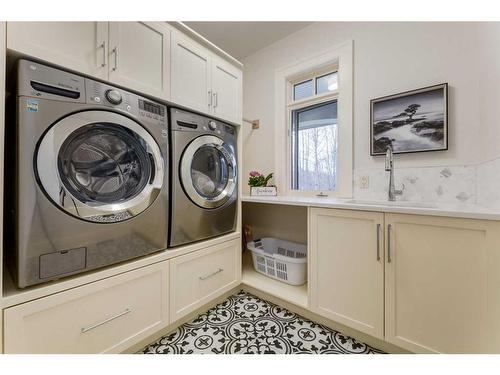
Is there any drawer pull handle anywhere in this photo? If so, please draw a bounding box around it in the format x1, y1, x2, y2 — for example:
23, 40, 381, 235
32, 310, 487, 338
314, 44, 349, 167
81, 308, 131, 333
199, 268, 223, 280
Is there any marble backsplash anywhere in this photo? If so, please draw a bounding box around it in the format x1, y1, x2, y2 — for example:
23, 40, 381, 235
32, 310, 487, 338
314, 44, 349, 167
353, 156, 500, 208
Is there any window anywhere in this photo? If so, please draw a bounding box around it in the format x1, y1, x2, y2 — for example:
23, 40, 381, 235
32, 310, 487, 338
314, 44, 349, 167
293, 79, 313, 100
316, 72, 338, 94
292, 71, 338, 101
288, 69, 340, 194
274, 41, 353, 197
291, 101, 338, 191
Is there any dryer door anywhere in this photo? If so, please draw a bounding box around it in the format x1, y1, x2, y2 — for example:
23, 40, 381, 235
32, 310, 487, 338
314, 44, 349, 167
36, 110, 164, 222
180, 135, 237, 209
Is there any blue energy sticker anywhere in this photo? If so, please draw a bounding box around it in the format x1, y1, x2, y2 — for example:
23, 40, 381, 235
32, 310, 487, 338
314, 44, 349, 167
26, 99, 39, 112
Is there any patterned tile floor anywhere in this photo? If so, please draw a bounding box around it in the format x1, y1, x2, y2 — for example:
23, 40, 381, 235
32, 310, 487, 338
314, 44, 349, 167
141, 290, 384, 354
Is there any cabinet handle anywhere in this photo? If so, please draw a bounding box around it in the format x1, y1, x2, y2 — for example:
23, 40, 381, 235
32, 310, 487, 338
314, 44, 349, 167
100, 41, 107, 67
387, 224, 392, 263
81, 308, 131, 334
208, 90, 212, 107
112, 46, 118, 71
213, 92, 218, 109
199, 268, 223, 280
376, 223, 381, 261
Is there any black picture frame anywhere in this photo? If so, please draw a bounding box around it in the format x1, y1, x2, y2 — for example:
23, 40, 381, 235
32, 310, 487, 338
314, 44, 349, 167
370, 83, 448, 156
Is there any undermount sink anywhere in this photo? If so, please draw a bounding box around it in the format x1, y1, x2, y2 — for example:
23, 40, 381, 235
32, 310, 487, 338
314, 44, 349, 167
342, 199, 438, 209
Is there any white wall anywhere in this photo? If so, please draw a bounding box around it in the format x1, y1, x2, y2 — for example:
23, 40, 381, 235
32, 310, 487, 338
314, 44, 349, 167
477, 23, 500, 162
242, 22, 500, 194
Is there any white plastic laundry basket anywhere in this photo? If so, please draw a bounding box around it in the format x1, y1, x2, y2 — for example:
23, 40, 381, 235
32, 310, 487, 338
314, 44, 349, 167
247, 238, 307, 286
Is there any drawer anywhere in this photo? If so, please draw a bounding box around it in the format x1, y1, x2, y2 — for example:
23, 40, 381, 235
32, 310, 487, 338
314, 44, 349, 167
170, 238, 241, 322
3, 262, 169, 353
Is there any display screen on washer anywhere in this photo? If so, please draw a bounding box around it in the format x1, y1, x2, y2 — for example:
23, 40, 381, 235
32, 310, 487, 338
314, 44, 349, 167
190, 145, 230, 199
139, 99, 165, 116
57, 123, 152, 204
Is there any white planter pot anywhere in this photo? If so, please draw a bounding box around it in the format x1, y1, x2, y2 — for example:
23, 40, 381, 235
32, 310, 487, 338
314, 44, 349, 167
250, 186, 277, 196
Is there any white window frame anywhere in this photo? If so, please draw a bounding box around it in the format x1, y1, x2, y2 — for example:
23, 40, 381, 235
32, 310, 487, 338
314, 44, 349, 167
274, 40, 353, 198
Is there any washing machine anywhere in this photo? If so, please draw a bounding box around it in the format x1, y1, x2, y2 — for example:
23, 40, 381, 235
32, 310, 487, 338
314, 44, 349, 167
169, 108, 238, 247
9, 60, 169, 288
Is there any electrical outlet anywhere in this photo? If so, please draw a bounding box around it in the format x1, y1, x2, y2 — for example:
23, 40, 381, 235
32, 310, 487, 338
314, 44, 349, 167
359, 175, 369, 189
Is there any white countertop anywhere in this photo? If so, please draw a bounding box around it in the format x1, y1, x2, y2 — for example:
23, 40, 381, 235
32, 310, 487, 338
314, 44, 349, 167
242, 195, 500, 221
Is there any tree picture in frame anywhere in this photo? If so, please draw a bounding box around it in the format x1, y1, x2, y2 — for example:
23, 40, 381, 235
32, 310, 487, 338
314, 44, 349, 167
370, 83, 448, 155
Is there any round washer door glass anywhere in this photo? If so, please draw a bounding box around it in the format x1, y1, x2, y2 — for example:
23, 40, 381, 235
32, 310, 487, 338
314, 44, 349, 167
58, 123, 151, 204
181, 135, 237, 209
37, 110, 164, 222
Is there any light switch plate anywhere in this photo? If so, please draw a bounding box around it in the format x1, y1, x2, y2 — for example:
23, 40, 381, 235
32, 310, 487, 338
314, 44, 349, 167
359, 175, 369, 189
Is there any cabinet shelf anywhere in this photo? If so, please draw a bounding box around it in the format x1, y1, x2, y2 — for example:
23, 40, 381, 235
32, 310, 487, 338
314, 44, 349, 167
241, 251, 308, 308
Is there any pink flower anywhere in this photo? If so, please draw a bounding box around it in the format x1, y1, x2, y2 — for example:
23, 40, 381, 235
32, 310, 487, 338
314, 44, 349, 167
249, 171, 261, 177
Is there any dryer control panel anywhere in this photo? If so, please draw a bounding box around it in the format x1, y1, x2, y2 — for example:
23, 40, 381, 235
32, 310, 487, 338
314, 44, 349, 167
170, 108, 236, 138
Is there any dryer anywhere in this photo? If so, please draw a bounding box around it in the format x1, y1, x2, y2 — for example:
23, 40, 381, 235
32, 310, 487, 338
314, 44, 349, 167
9, 60, 169, 287
169, 108, 238, 247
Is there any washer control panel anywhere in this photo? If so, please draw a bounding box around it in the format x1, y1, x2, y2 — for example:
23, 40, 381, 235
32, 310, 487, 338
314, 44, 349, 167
84, 79, 167, 129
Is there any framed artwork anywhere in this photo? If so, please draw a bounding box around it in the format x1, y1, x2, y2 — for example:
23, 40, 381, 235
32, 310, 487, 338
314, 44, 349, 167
370, 83, 448, 155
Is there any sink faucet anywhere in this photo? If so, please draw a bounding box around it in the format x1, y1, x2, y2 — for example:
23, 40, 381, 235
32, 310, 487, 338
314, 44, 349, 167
385, 146, 404, 201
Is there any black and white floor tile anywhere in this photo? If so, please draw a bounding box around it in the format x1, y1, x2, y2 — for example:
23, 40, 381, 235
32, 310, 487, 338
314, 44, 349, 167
141, 291, 384, 354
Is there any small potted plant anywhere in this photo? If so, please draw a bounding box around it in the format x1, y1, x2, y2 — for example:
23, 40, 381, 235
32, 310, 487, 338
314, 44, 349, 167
248, 171, 277, 196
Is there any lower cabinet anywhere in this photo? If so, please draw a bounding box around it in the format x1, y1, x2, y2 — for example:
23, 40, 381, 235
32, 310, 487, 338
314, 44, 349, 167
3, 262, 169, 354
309, 208, 385, 339
310, 207, 500, 353
385, 213, 500, 353
169, 238, 241, 322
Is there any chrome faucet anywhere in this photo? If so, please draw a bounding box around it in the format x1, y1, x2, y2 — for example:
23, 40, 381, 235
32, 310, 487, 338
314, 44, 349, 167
385, 147, 404, 201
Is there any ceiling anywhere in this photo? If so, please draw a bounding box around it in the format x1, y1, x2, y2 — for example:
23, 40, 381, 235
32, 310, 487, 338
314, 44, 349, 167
183, 22, 313, 61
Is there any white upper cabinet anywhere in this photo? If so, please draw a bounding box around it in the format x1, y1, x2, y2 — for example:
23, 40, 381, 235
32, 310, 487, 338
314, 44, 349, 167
7, 22, 108, 80
211, 56, 242, 124
6, 22, 241, 122
108, 22, 170, 100
170, 32, 212, 114
309, 208, 385, 340
170, 30, 242, 124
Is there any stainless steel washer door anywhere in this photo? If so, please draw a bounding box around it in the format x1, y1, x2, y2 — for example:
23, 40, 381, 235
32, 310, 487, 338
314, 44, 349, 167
180, 135, 237, 209
36, 110, 164, 222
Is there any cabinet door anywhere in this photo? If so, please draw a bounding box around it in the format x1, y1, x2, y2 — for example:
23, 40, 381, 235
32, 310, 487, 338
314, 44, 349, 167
309, 208, 385, 339
211, 56, 242, 123
170, 32, 211, 114
7, 22, 108, 80
108, 22, 170, 100
169, 238, 241, 323
385, 213, 500, 353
